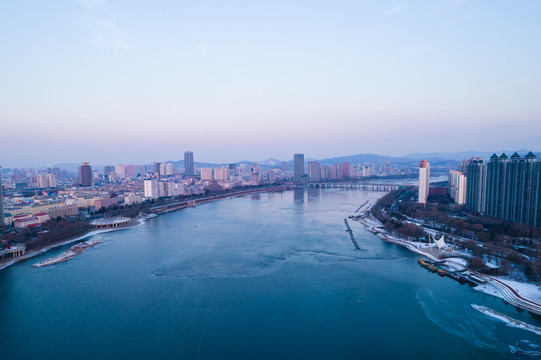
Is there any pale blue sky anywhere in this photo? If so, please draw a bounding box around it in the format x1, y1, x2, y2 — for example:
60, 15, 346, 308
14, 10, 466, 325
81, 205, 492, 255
1, 0, 540, 167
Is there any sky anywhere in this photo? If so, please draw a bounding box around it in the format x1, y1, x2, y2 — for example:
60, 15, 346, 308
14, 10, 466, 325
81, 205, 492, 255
1, 0, 541, 167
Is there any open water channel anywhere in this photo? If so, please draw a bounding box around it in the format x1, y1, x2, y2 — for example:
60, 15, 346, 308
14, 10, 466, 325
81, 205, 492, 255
0, 188, 539, 359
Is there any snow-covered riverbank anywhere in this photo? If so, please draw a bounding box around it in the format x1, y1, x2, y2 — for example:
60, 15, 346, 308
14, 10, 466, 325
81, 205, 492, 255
33, 239, 102, 267
354, 202, 541, 315
0, 215, 151, 271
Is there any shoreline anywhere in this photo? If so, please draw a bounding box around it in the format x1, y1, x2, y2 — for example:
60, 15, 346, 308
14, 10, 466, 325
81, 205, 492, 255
0, 187, 288, 271
354, 200, 541, 316
33, 239, 103, 267
0, 216, 148, 271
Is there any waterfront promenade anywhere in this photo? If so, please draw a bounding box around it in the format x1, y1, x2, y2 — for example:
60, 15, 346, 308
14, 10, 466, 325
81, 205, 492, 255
355, 201, 541, 316
150, 185, 294, 214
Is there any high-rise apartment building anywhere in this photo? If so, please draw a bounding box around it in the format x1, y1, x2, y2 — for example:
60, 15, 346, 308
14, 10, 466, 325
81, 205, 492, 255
115, 165, 126, 179
160, 163, 174, 177
465, 157, 487, 213
418, 160, 430, 205
184, 151, 194, 176
124, 164, 136, 178
504, 152, 540, 226
200, 168, 214, 180
37, 174, 56, 188
350, 164, 361, 178
307, 161, 320, 181
144, 178, 159, 199
342, 162, 350, 178
153, 162, 161, 177
448, 170, 466, 205
486, 152, 541, 227
104, 165, 115, 174
251, 165, 261, 184
362, 163, 372, 177
486, 153, 508, 219
320, 165, 331, 180
79, 162, 92, 187
228, 164, 236, 177
330, 164, 343, 179
214, 167, 230, 181
293, 154, 304, 183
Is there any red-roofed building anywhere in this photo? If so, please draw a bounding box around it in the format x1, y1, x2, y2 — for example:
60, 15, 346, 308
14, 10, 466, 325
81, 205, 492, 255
13, 213, 50, 228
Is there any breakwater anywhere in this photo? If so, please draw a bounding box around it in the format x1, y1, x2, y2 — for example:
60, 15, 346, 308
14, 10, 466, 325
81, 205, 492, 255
344, 218, 360, 250
355, 200, 369, 213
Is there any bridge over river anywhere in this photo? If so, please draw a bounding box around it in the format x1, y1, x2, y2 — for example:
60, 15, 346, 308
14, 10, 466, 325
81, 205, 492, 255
310, 182, 403, 191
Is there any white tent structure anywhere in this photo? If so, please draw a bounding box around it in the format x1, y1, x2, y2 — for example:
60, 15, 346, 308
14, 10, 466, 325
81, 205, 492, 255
431, 234, 448, 250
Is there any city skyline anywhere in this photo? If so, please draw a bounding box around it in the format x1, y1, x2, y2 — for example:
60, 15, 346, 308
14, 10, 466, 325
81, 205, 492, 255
1, 1, 541, 167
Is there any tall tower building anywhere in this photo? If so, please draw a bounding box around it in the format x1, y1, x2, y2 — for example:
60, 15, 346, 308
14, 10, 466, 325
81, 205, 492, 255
293, 154, 304, 183
184, 151, 194, 176
465, 157, 487, 213
200, 168, 214, 180
144, 178, 159, 199
153, 162, 161, 177
486, 153, 508, 219
331, 164, 343, 179
228, 163, 236, 177
448, 170, 466, 205
0, 166, 4, 231
485, 152, 541, 227
503, 152, 539, 226
418, 160, 430, 205
79, 162, 92, 187
342, 162, 350, 178
307, 161, 320, 181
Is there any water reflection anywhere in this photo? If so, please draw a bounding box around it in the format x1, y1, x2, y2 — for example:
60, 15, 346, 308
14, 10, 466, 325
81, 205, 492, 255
307, 188, 320, 202
294, 188, 304, 203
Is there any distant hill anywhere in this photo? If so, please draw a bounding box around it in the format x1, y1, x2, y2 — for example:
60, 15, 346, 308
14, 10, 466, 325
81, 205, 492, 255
403, 150, 541, 161
52, 163, 105, 172
315, 153, 459, 170
51, 150, 541, 173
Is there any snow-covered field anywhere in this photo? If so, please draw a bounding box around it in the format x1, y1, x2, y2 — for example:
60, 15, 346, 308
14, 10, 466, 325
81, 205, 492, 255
495, 278, 541, 304
474, 283, 506, 301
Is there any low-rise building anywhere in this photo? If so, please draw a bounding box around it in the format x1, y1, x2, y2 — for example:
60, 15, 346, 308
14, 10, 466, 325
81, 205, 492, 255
94, 197, 122, 210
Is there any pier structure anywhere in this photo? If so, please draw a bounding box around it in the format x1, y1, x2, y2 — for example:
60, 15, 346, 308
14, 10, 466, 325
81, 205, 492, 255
344, 218, 360, 250
0, 244, 26, 258
310, 183, 402, 191
91, 217, 131, 229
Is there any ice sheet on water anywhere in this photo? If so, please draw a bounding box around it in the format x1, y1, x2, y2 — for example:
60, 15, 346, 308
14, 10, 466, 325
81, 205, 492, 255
151, 243, 404, 279
416, 289, 504, 352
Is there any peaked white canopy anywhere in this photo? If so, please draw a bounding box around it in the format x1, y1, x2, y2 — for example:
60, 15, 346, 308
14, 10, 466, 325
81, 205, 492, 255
432, 235, 448, 250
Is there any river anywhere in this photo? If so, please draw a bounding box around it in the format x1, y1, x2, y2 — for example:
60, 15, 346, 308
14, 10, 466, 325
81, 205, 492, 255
0, 188, 539, 359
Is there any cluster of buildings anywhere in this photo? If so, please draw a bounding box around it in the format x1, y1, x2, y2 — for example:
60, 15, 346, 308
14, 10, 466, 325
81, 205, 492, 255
143, 152, 288, 199
0, 151, 439, 232
446, 152, 541, 227
294, 154, 409, 184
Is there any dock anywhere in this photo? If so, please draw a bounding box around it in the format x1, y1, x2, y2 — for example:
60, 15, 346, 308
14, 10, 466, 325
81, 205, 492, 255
0, 244, 26, 259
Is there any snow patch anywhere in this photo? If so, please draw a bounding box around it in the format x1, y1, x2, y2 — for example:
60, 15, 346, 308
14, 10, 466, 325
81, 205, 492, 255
473, 283, 506, 300
472, 304, 541, 336
493, 278, 541, 304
